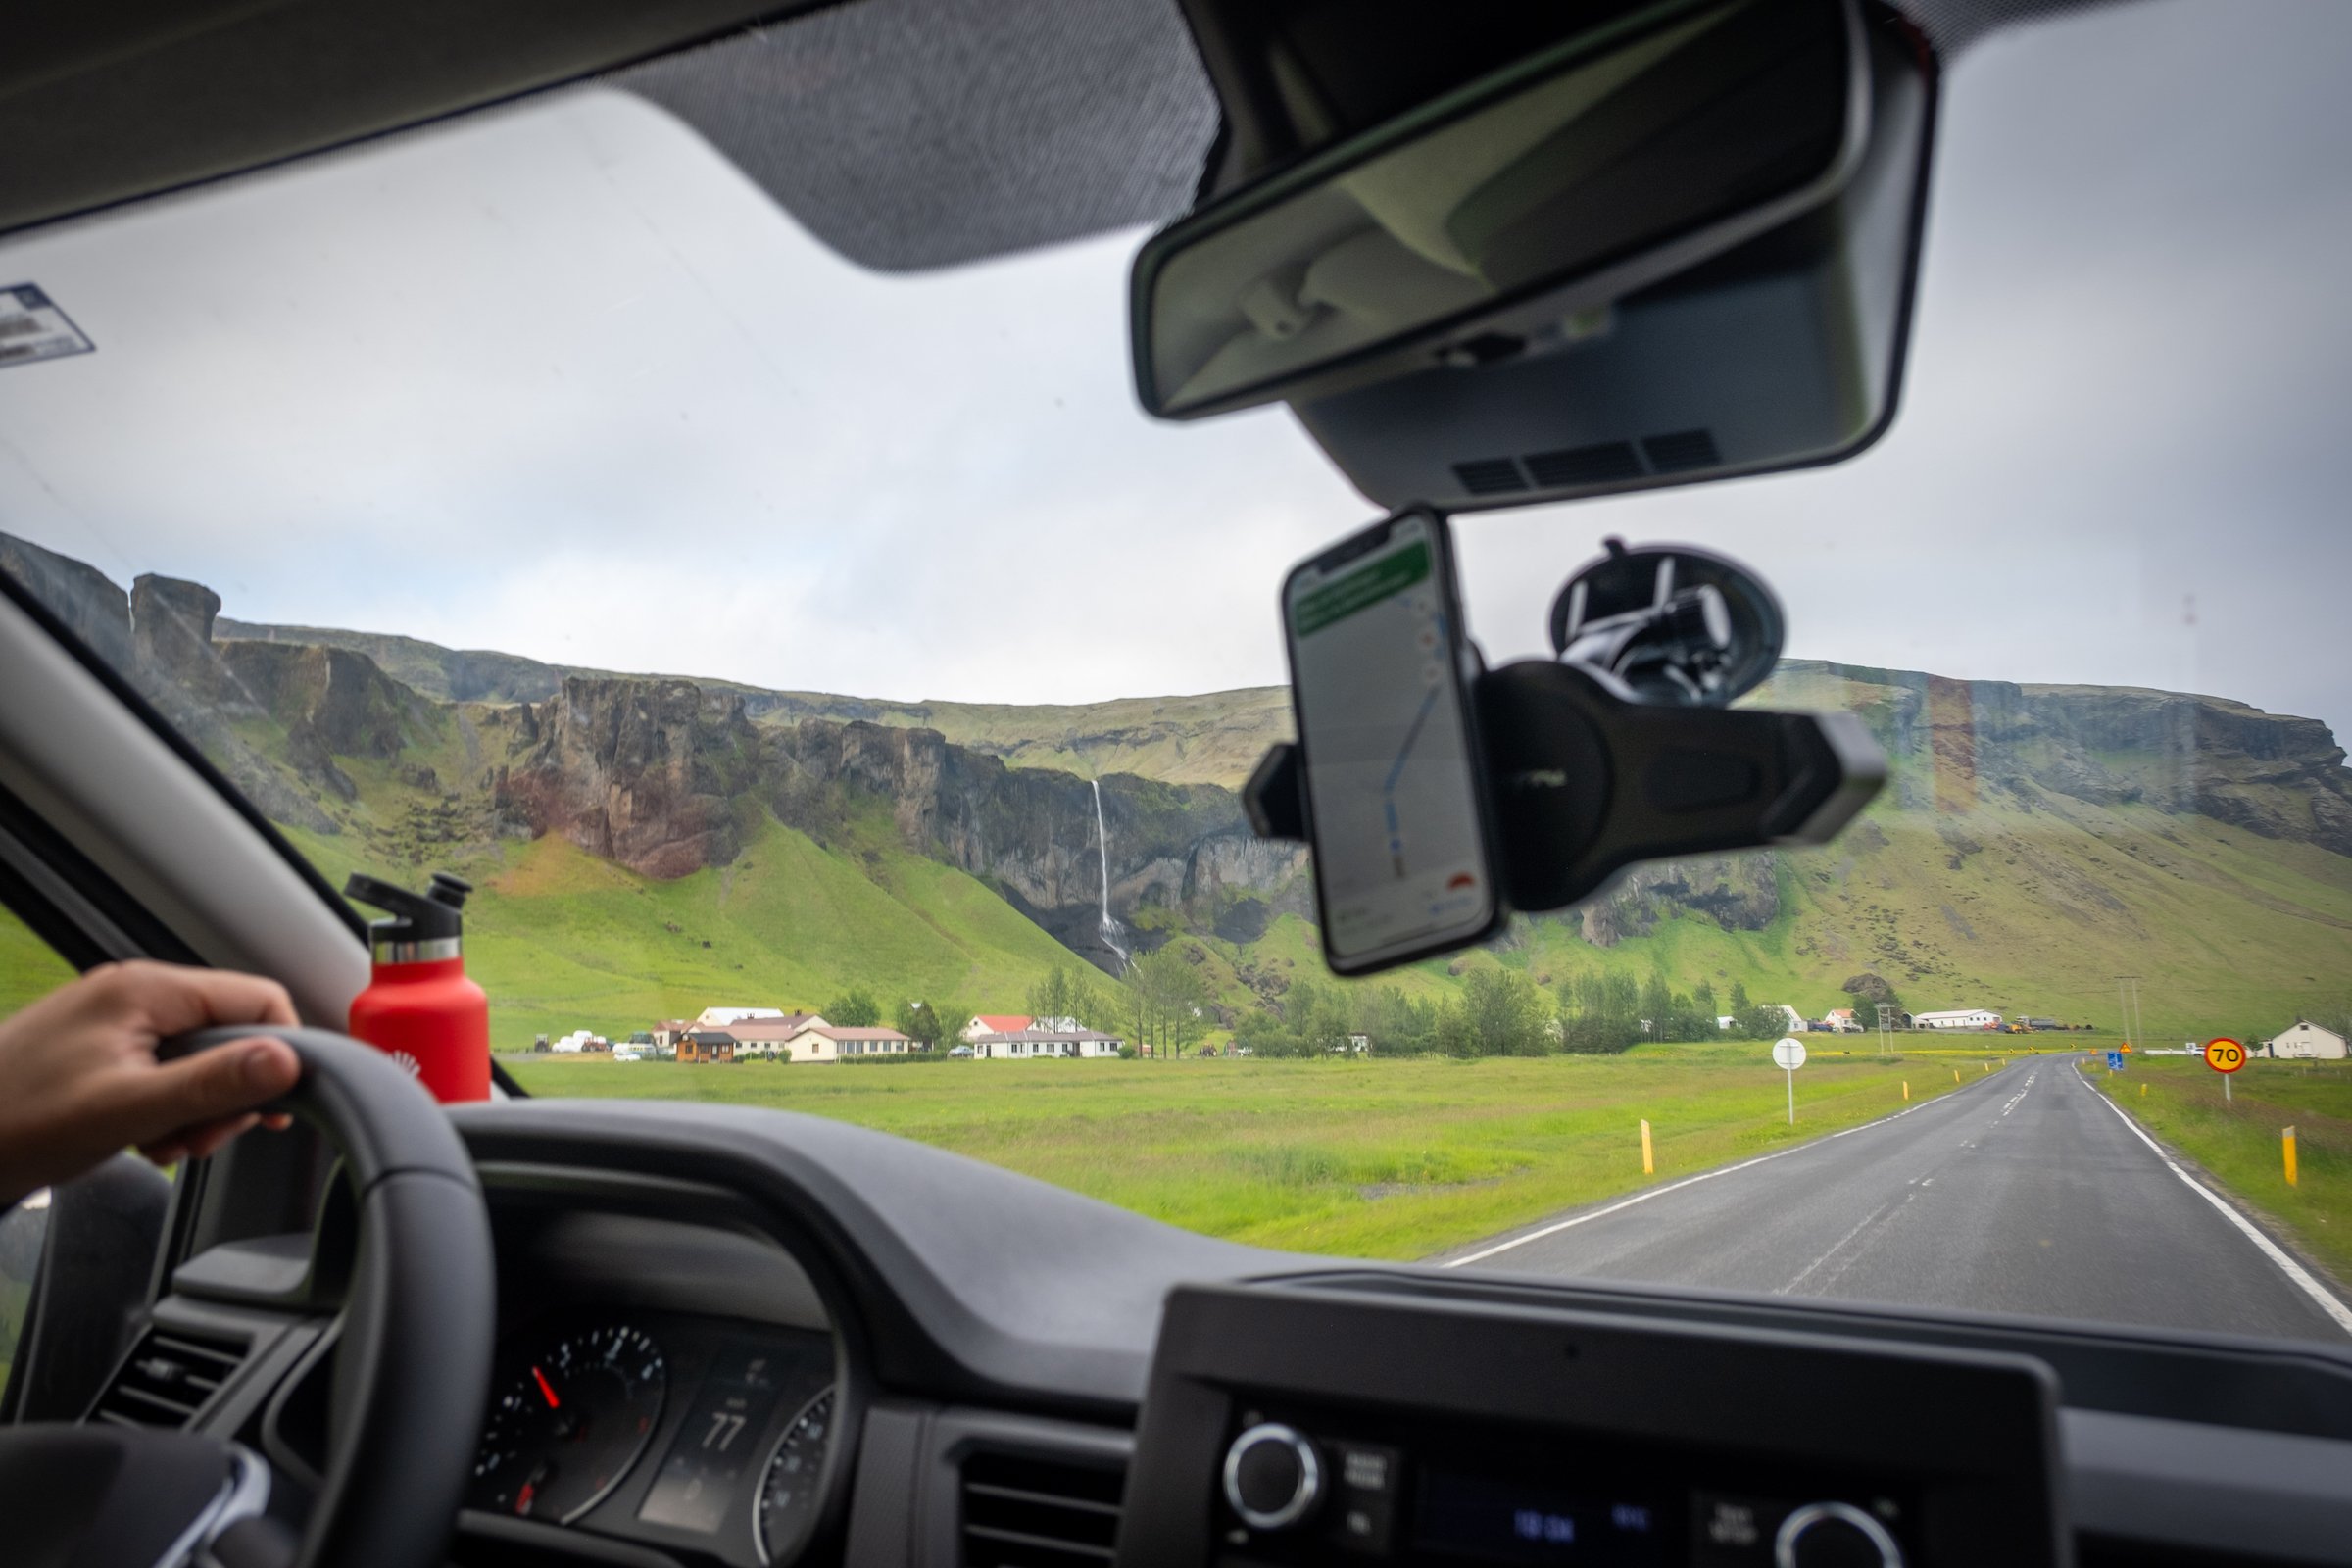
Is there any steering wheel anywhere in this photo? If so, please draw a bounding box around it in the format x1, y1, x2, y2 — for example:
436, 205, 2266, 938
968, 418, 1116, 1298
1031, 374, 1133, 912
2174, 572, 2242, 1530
0, 1027, 495, 1568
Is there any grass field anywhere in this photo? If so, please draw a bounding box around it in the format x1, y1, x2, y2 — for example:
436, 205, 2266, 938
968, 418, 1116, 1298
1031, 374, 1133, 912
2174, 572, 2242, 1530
504, 1043, 2012, 1258
2085, 1054, 2352, 1285
0, 904, 74, 1016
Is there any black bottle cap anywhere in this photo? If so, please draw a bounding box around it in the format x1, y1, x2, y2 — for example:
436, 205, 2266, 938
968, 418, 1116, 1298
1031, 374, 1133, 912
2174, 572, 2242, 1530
344, 870, 470, 944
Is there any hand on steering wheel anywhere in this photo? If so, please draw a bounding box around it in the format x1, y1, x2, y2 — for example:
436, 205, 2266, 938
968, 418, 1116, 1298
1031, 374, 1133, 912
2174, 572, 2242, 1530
0, 1024, 495, 1568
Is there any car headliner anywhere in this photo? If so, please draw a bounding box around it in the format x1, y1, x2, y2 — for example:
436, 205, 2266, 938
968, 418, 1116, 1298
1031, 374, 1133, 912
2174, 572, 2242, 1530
6, 0, 2141, 270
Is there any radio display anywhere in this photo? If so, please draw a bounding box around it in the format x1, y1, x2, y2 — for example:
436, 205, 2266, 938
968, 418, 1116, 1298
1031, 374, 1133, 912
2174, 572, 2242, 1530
1413, 1468, 1668, 1565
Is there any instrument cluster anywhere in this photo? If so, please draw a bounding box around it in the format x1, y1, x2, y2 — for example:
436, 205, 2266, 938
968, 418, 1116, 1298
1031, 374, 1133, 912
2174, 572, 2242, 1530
468, 1309, 844, 1566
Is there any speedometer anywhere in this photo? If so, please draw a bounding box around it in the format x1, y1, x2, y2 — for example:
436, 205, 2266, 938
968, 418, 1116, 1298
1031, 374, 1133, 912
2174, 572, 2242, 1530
471, 1322, 668, 1523
754, 1387, 836, 1565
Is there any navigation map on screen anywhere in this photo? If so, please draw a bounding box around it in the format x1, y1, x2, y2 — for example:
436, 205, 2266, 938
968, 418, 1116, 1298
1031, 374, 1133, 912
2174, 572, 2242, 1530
1288, 516, 1491, 961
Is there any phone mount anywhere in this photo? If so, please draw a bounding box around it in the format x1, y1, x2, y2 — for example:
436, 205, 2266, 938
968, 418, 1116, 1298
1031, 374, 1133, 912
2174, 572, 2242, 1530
1246, 539, 1885, 929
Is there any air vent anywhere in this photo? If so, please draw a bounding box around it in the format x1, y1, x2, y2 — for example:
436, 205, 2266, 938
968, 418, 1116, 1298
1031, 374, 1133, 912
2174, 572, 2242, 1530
1640, 428, 1722, 473
89, 1326, 247, 1430
959, 1448, 1125, 1568
1450, 457, 1529, 496
1524, 441, 1643, 488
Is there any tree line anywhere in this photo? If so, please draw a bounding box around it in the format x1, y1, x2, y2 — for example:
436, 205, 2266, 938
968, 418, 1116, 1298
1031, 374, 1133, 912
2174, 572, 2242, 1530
835, 956, 1821, 1063
1230, 969, 1795, 1058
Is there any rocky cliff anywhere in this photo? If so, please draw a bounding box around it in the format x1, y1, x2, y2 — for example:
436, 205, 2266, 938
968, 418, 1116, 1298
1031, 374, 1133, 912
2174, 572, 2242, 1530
6, 529, 2349, 980
1762, 662, 2352, 858
494, 675, 1310, 961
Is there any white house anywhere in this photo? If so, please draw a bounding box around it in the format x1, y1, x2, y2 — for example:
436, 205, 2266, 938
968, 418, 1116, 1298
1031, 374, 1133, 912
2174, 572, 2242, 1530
968, 1027, 1127, 1059
782, 1024, 918, 1062
1913, 1008, 2002, 1031
722, 1013, 829, 1057
962, 1013, 1033, 1043
2263, 1020, 2347, 1060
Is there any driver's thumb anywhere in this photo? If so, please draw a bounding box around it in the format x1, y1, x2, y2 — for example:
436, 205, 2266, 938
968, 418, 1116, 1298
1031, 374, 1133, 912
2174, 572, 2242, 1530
118, 1038, 302, 1138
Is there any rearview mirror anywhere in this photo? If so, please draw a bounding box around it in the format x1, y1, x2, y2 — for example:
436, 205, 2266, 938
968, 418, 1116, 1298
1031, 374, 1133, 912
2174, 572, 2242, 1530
1132, 0, 1868, 419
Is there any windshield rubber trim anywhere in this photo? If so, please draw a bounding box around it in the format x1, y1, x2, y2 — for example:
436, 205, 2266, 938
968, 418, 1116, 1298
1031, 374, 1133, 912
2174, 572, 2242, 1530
0, 564, 367, 942
0, 772, 204, 968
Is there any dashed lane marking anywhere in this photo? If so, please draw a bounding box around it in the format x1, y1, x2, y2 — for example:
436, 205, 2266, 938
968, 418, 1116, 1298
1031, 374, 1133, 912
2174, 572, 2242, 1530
1775, 1200, 1894, 1296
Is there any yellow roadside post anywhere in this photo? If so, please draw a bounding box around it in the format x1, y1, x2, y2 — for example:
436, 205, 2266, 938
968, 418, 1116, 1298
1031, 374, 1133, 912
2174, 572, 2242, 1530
1901, 1081, 1909, 1102
2284, 1127, 2299, 1187
1641, 1119, 1654, 1176
1953, 1069, 1960, 1083
2139, 1083, 2146, 1098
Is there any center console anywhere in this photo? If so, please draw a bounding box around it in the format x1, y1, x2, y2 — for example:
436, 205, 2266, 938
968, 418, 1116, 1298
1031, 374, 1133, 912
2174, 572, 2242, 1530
1119, 1279, 2066, 1568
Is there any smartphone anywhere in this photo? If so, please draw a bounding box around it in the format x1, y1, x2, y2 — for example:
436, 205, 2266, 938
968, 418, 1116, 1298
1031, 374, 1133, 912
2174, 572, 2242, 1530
1282, 507, 1503, 974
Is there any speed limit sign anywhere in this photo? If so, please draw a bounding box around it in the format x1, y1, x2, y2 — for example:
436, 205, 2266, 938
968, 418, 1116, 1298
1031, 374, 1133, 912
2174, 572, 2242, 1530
2205, 1038, 2246, 1074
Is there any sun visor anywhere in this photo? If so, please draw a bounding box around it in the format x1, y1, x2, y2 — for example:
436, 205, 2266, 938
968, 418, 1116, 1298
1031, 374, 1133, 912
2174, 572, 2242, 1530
613, 0, 1220, 271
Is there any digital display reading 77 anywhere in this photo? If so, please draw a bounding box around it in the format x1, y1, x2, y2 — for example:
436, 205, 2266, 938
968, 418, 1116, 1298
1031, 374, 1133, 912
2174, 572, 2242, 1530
1286, 513, 1492, 966
637, 1341, 791, 1534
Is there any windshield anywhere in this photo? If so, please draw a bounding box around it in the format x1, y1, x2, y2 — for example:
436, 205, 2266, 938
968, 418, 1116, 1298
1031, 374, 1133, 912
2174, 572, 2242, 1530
2, 0, 2346, 1347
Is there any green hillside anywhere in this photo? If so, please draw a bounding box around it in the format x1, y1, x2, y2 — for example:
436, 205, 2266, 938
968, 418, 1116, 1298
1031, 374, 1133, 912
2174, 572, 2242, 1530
4, 530, 2347, 1054
282, 809, 1077, 1047
220, 636, 2352, 1049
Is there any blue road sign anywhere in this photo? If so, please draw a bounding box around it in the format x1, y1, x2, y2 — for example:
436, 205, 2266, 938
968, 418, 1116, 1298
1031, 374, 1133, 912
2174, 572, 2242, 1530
2106, 1051, 2126, 1070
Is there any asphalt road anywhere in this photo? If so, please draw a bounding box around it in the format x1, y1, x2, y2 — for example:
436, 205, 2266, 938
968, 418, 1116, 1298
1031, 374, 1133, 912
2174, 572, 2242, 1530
1444, 1061, 2352, 1342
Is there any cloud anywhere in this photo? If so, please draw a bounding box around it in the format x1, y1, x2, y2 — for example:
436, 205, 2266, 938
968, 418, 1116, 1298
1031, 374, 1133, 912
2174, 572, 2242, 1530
0, 0, 2344, 740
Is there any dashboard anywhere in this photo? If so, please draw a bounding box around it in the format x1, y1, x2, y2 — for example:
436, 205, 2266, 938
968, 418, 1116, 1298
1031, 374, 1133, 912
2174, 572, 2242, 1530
76, 1098, 2352, 1568
1119, 1282, 2062, 1568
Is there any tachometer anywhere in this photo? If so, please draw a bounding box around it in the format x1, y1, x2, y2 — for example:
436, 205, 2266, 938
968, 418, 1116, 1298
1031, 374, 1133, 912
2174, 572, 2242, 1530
754, 1387, 836, 1565
472, 1322, 668, 1523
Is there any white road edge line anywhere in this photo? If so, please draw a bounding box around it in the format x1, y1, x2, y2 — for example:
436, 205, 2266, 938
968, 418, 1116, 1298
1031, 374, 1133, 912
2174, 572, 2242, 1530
2077, 1070, 2352, 1338
1442, 1072, 1994, 1269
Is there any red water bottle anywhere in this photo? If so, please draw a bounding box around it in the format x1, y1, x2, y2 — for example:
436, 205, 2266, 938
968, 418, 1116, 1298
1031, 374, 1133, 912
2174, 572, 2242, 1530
344, 871, 491, 1103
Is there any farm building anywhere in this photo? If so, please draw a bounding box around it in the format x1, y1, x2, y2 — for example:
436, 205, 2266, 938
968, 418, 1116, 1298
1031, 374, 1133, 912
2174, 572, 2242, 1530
2263, 1021, 2347, 1059
961, 1013, 1033, 1043
723, 1013, 830, 1056
968, 1027, 1127, 1059
783, 1024, 919, 1062
694, 1005, 785, 1028
1913, 1008, 2003, 1031
678, 1029, 736, 1064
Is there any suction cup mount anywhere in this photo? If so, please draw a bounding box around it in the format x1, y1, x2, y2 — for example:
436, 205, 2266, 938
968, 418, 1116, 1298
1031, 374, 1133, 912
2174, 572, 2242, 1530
1549, 539, 1784, 707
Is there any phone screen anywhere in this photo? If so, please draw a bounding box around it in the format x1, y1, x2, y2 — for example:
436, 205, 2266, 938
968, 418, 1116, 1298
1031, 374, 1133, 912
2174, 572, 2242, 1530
1285, 512, 1494, 968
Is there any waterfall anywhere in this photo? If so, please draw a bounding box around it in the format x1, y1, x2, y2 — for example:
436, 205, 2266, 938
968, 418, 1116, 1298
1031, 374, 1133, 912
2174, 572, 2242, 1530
1091, 778, 1131, 970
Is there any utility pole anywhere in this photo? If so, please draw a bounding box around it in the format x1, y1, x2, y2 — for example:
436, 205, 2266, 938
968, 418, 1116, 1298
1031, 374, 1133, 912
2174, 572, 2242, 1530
1876, 1002, 1894, 1060
2116, 976, 2143, 1047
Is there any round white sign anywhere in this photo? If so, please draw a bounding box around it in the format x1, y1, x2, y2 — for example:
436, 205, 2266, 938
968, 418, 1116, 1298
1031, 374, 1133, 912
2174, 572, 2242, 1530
1772, 1038, 1808, 1070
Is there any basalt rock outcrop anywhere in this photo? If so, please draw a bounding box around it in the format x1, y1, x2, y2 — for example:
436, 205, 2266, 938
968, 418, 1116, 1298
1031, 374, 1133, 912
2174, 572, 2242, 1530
5, 531, 2349, 973
1764, 662, 2352, 856
497, 675, 1312, 955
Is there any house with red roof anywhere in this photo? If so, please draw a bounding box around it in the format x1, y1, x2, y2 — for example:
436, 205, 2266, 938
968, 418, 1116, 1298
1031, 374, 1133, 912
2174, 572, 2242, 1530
961, 1013, 1032, 1043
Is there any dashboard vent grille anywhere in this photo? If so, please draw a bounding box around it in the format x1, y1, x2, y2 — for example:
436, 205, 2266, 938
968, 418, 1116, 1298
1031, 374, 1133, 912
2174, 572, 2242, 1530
959, 1448, 1125, 1568
1525, 441, 1643, 488
1451, 457, 1529, 496
1640, 427, 1722, 473
89, 1325, 247, 1430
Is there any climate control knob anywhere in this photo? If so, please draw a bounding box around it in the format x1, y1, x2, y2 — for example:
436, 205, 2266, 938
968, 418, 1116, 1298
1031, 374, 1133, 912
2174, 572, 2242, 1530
1774, 1501, 1904, 1568
1221, 1423, 1323, 1531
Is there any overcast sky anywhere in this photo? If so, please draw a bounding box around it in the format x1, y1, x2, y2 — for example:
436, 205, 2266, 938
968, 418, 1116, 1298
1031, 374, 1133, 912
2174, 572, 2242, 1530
1, 0, 2347, 741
